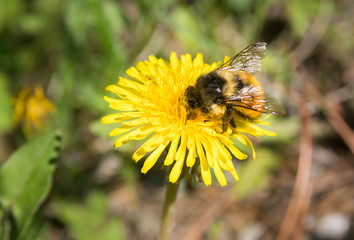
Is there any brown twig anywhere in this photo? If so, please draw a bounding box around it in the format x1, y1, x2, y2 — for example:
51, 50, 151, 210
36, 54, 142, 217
305, 82, 354, 156
277, 93, 313, 240
327, 103, 354, 155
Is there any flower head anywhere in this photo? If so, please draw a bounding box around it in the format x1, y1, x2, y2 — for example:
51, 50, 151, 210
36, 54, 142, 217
102, 52, 276, 186
13, 85, 56, 137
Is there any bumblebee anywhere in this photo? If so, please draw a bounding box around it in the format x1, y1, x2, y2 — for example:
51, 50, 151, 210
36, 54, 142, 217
185, 42, 285, 132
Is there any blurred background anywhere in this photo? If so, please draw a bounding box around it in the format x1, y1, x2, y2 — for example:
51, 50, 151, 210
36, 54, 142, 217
0, 0, 353, 239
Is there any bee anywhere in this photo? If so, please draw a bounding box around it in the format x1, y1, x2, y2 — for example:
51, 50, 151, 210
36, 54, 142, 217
185, 42, 285, 132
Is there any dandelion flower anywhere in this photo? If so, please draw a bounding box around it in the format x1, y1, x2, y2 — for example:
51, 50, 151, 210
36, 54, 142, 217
102, 52, 276, 186
13, 85, 56, 137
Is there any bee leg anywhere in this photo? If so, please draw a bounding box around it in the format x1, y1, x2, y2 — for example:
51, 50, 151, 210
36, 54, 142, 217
230, 117, 236, 128
222, 106, 234, 133
222, 121, 228, 133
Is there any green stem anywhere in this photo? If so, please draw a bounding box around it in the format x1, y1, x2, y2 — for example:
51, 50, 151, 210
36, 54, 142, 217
159, 182, 180, 240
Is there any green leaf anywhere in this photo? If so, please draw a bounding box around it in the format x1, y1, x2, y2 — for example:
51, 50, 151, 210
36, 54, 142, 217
0, 131, 61, 240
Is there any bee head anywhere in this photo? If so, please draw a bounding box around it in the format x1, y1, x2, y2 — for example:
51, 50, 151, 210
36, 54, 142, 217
185, 86, 202, 110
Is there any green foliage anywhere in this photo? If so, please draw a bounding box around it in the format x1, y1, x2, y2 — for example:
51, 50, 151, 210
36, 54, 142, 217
208, 220, 224, 239
0, 131, 61, 240
234, 148, 280, 200
0, 74, 13, 135
262, 117, 300, 144
288, 0, 319, 37
54, 192, 125, 240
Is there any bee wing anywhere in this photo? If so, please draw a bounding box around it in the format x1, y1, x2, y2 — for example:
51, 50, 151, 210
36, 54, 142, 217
257, 95, 286, 115
216, 42, 267, 73
225, 94, 286, 115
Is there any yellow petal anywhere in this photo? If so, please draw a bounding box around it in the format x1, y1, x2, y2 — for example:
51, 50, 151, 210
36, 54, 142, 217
223, 56, 230, 63
118, 77, 144, 91
196, 139, 211, 186
200, 137, 214, 168
103, 97, 136, 111
251, 125, 277, 136
186, 145, 196, 167
122, 118, 149, 127
193, 53, 203, 67
257, 119, 271, 125
213, 161, 227, 186
164, 135, 180, 166
114, 126, 155, 148
141, 143, 168, 173
234, 134, 256, 159
101, 112, 144, 124
106, 84, 142, 102
115, 87, 143, 102
230, 168, 240, 181
169, 158, 184, 183
170, 52, 179, 71
126, 66, 144, 82
186, 134, 196, 167
181, 53, 192, 67
213, 140, 233, 171
227, 144, 248, 160
148, 55, 158, 64
175, 131, 187, 161
133, 133, 166, 162
109, 125, 135, 137
136, 61, 149, 74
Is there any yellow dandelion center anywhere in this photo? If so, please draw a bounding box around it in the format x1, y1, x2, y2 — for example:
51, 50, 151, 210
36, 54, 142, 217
102, 52, 276, 186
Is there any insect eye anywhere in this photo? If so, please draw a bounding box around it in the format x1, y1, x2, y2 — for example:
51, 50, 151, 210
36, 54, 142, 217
216, 98, 222, 104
